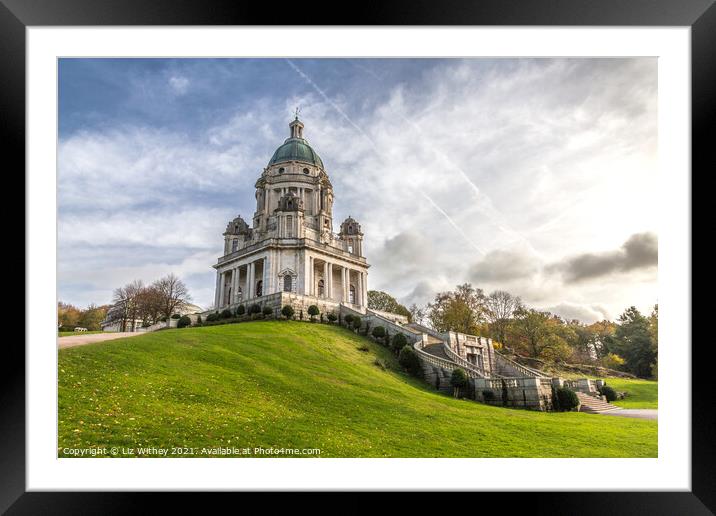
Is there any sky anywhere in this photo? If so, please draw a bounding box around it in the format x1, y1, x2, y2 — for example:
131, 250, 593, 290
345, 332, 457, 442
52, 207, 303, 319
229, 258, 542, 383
58, 58, 658, 323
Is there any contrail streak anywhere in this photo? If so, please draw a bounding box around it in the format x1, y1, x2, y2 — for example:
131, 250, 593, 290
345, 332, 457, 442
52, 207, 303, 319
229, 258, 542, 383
390, 106, 544, 259
286, 58, 483, 254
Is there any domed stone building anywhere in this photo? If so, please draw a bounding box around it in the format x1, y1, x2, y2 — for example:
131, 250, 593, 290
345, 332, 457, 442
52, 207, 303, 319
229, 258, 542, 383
211, 116, 369, 316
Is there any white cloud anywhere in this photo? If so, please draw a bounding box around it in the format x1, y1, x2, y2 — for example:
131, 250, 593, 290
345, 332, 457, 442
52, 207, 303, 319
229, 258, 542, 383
168, 75, 190, 95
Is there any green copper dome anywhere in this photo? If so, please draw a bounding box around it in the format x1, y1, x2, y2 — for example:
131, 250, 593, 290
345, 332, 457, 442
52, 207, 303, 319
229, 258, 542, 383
269, 137, 324, 169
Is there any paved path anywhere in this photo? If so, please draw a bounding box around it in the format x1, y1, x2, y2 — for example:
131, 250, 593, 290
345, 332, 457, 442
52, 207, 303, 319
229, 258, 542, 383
58, 332, 143, 349
599, 409, 657, 420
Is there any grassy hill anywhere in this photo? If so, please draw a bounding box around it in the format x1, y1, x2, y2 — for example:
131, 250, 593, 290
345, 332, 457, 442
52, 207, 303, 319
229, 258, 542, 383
605, 378, 658, 409
58, 321, 657, 458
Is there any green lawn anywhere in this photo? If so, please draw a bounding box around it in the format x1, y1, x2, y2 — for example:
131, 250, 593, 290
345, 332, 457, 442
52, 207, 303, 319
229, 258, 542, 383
58, 321, 657, 458
604, 378, 658, 409
59, 331, 108, 337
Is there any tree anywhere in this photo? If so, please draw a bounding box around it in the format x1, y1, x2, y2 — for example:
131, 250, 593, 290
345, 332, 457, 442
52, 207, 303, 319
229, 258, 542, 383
327, 312, 337, 323
450, 368, 468, 398
610, 306, 657, 378
136, 285, 164, 326
58, 302, 81, 328
398, 346, 422, 376
390, 333, 408, 355
351, 316, 362, 332
177, 315, 191, 328
281, 305, 295, 319
408, 303, 426, 325
484, 290, 522, 346
508, 308, 571, 361
152, 274, 191, 323
112, 280, 145, 332
307, 305, 320, 322
77, 303, 108, 331
425, 283, 487, 334
367, 290, 411, 320
371, 326, 386, 340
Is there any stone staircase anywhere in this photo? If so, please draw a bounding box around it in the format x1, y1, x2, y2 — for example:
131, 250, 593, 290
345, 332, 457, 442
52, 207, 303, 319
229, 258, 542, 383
575, 392, 622, 414
422, 339, 451, 359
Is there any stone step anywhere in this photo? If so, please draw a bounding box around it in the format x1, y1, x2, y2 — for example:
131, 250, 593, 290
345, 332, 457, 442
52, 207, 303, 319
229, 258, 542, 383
576, 392, 621, 414
422, 343, 451, 360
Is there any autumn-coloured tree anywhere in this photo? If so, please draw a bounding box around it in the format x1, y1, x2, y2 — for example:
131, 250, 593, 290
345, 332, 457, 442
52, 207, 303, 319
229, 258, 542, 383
425, 283, 487, 335
484, 290, 522, 347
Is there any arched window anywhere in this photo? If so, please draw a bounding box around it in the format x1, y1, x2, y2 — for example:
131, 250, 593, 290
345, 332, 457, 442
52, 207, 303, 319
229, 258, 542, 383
256, 280, 263, 297
318, 279, 325, 297
283, 275, 292, 292
349, 285, 356, 304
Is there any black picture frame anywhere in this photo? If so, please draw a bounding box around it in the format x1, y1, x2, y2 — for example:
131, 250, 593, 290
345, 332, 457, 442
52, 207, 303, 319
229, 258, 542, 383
3, 0, 711, 512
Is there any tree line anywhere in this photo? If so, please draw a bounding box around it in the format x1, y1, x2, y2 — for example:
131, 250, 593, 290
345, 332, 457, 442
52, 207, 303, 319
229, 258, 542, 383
369, 284, 657, 379
108, 273, 192, 331
58, 302, 110, 331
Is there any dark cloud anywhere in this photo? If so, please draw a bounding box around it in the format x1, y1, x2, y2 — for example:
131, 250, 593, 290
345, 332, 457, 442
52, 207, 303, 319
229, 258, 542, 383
468, 249, 539, 283
549, 232, 657, 283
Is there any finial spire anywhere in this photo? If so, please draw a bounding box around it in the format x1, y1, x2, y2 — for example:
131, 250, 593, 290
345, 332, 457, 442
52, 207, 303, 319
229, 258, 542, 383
289, 110, 304, 139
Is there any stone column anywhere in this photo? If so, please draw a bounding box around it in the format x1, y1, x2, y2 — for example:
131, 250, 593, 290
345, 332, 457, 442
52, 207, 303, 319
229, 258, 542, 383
361, 272, 368, 307
263, 256, 269, 296
245, 262, 252, 300
218, 271, 226, 308
214, 271, 221, 309
342, 268, 348, 302
323, 261, 329, 299
308, 257, 313, 295
234, 266, 241, 304
328, 263, 334, 300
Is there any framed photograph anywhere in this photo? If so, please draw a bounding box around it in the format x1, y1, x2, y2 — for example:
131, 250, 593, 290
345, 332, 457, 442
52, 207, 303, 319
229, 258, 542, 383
6, 0, 712, 510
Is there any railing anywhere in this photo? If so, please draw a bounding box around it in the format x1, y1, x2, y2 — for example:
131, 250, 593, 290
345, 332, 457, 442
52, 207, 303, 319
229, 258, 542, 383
442, 343, 488, 378
218, 237, 367, 265
494, 352, 547, 378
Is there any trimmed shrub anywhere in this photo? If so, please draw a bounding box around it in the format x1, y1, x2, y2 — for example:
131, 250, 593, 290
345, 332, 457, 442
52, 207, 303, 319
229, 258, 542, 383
220, 309, 233, 319
391, 333, 408, 354
599, 384, 617, 402
351, 316, 362, 332
171, 313, 181, 319
177, 315, 191, 328
236, 305, 246, 316
373, 358, 388, 371
556, 387, 580, 412
307, 305, 320, 321
327, 312, 337, 323
482, 389, 496, 402
450, 368, 468, 398
371, 326, 386, 340
344, 314, 354, 326
262, 306, 273, 317
398, 345, 422, 377
206, 312, 219, 322
249, 303, 262, 315
281, 305, 295, 320
196, 315, 202, 324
